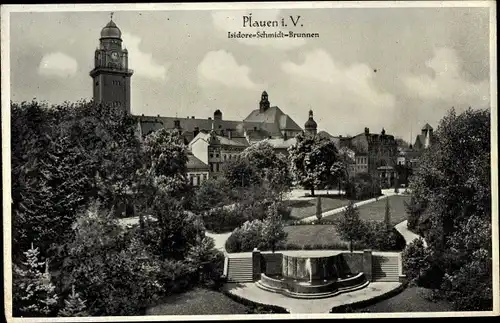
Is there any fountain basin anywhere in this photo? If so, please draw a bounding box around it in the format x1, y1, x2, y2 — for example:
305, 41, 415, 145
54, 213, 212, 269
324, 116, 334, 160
256, 252, 369, 299
257, 272, 368, 299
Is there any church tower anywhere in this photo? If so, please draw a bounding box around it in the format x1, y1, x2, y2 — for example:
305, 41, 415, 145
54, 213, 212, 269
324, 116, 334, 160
304, 110, 318, 136
90, 14, 133, 114
259, 91, 270, 112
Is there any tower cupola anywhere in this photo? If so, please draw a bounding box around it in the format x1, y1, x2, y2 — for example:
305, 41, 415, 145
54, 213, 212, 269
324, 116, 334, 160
304, 109, 318, 135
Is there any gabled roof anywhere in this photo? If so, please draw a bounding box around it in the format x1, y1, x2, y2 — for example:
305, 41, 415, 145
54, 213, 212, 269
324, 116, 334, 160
190, 131, 249, 148
421, 123, 433, 131
187, 154, 209, 171
243, 106, 302, 132
279, 114, 302, 131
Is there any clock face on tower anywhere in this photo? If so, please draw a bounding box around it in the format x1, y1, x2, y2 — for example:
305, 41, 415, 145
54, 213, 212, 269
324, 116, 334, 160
111, 52, 119, 61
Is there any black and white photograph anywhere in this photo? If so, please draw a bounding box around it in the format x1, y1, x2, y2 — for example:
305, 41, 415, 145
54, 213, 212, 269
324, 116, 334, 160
1, 1, 498, 321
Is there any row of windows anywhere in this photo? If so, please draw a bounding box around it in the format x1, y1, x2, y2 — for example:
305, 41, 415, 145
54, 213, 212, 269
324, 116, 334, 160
209, 153, 240, 161
189, 173, 208, 186
356, 157, 368, 164
95, 80, 123, 86
209, 162, 220, 172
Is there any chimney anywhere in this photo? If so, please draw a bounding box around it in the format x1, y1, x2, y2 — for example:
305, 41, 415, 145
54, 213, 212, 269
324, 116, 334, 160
208, 117, 212, 120
192, 116, 195, 119
364, 127, 369, 135
174, 119, 181, 129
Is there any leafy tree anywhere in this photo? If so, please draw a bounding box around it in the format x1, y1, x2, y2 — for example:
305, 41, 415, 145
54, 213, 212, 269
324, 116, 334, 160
191, 177, 233, 212
241, 140, 292, 197
13, 244, 59, 317
407, 108, 491, 310
404, 195, 424, 232
335, 201, 365, 252
221, 157, 260, 188
261, 203, 288, 253
11, 100, 142, 260
58, 285, 88, 317
288, 132, 340, 196
315, 197, 323, 223
63, 202, 163, 316
401, 238, 432, 285
332, 146, 355, 195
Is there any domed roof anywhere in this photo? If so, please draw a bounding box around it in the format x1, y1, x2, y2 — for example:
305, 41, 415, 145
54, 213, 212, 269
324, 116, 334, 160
304, 110, 317, 129
100, 19, 122, 39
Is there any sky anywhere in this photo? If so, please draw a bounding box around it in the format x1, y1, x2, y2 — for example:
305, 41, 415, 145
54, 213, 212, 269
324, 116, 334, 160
8, 5, 492, 142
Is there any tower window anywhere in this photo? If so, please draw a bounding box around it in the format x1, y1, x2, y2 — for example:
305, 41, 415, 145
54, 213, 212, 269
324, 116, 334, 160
95, 81, 99, 86
112, 80, 121, 86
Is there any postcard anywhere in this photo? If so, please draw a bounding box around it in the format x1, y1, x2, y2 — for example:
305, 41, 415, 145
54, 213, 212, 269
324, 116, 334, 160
1, 1, 498, 322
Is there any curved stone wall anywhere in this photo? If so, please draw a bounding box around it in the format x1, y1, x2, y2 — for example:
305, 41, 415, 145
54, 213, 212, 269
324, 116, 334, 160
281, 254, 348, 281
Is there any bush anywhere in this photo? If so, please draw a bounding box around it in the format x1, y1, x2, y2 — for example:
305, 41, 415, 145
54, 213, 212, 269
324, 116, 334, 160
225, 220, 266, 253
158, 259, 198, 294
202, 207, 246, 233
345, 173, 381, 200
361, 221, 406, 251
402, 238, 433, 285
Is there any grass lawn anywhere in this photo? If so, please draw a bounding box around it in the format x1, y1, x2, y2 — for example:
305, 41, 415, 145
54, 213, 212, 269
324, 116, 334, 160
357, 195, 410, 225
146, 288, 248, 315
284, 225, 347, 248
321, 195, 411, 225
285, 195, 352, 220
355, 287, 453, 312
284, 195, 411, 248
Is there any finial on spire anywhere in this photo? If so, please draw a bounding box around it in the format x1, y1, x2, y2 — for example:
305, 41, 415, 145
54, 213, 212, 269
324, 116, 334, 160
110, 12, 114, 21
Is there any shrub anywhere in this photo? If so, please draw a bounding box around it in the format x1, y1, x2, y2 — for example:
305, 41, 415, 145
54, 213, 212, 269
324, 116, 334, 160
402, 238, 433, 285
202, 207, 246, 233
345, 173, 381, 200
224, 220, 266, 253
315, 197, 322, 223
404, 195, 424, 232
362, 221, 406, 251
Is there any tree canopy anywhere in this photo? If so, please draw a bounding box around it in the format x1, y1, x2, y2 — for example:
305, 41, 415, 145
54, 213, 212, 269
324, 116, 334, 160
288, 132, 340, 196
407, 107, 492, 310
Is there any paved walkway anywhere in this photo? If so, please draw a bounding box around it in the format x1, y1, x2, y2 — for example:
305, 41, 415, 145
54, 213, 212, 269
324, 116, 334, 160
299, 191, 398, 223
206, 231, 231, 253
223, 281, 401, 313
395, 220, 427, 248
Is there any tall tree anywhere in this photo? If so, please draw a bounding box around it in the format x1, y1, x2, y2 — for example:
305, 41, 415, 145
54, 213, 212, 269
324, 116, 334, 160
384, 198, 392, 231
315, 197, 323, 223
335, 201, 365, 252
13, 244, 59, 317
261, 203, 288, 253
240, 140, 292, 200
288, 132, 340, 196
408, 107, 491, 310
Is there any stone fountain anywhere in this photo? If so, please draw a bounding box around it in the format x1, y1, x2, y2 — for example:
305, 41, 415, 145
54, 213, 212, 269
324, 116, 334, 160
256, 252, 369, 299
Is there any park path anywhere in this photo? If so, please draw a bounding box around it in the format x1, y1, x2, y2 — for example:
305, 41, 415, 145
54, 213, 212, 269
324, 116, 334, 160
298, 190, 398, 223
205, 189, 411, 253
394, 220, 427, 248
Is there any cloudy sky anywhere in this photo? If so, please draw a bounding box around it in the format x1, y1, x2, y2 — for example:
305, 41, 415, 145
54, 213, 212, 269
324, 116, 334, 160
8, 4, 492, 141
